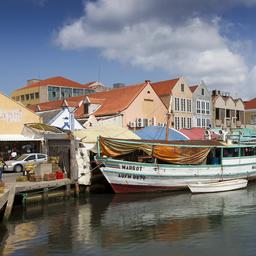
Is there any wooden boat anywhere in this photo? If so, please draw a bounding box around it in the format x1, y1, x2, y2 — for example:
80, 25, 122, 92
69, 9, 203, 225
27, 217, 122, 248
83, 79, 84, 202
188, 179, 248, 193
96, 136, 256, 193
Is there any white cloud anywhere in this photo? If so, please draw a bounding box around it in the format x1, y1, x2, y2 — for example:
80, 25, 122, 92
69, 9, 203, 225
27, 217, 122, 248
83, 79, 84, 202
56, 0, 256, 97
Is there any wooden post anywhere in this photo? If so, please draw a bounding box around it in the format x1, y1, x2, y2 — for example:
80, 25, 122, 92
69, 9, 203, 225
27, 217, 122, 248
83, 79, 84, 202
65, 184, 71, 198
4, 185, 16, 221
74, 181, 79, 197
43, 188, 48, 201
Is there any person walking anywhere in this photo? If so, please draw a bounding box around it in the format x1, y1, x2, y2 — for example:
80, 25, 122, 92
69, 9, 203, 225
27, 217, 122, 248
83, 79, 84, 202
0, 155, 7, 181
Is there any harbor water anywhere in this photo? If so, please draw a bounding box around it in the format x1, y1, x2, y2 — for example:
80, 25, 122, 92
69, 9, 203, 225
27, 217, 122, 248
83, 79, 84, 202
1, 183, 256, 256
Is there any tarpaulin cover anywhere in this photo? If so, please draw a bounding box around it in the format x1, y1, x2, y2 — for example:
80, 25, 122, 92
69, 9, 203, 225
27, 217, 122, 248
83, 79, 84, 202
99, 136, 152, 157
153, 145, 210, 164
135, 126, 188, 140
99, 137, 211, 164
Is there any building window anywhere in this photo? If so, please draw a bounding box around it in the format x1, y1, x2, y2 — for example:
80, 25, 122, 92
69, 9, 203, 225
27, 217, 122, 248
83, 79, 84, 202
48, 86, 60, 101
202, 118, 206, 128
206, 102, 210, 114
21, 95, 25, 101
26, 94, 29, 100
73, 88, 84, 97
226, 109, 230, 118
201, 88, 205, 95
180, 117, 185, 128
216, 108, 220, 119
181, 84, 184, 92
84, 103, 89, 114
187, 117, 192, 128
196, 100, 201, 114
187, 99, 191, 112
175, 98, 180, 111
175, 117, 180, 130
15, 96, 20, 101
206, 119, 211, 127
30, 93, 34, 100
35, 92, 39, 99
181, 99, 186, 111
201, 101, 205, 114
197, 118, 201, 127
61, 88, 72, 99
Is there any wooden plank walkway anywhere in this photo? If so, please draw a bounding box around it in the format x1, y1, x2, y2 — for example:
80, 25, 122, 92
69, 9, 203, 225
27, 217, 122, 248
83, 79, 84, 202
13, 178, 73, 193
1, 178, 73, 221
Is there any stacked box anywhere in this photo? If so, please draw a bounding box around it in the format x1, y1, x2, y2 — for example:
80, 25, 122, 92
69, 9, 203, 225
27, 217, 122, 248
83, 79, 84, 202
43, 173, 56, 181
29, 175, 42, 182
16, 176, 28, 182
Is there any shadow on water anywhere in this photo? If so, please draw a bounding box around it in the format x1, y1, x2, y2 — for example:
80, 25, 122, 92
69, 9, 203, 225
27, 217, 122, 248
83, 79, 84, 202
1, 183, 256, 255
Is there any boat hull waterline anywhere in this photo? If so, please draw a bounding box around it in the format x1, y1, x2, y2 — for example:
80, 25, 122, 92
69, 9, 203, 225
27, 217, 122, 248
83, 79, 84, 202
99, 158, 256, 193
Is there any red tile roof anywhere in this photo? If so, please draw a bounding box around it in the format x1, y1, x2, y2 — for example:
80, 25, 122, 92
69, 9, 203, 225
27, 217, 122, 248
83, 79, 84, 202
86, 82, 148, 116
28, 81, 148, 118
151, 78, 179, 96
244, 98, 256, 109
27, 95, 85, 112
190, 85, 198, 93
15, 76, 91, 92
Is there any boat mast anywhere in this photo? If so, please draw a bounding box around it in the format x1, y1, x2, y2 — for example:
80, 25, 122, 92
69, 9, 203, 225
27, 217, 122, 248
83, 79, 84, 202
166, 95, 173, 141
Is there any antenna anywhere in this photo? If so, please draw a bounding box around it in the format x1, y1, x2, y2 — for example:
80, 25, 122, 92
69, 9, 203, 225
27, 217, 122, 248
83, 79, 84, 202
97, 63, 101, 82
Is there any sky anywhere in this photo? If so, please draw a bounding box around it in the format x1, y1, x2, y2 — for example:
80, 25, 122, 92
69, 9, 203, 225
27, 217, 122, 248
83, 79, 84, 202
1, 0, 256, 99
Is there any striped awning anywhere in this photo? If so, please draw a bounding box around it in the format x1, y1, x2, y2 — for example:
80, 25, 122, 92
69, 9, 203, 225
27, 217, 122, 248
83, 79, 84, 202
0, 134, 43, 141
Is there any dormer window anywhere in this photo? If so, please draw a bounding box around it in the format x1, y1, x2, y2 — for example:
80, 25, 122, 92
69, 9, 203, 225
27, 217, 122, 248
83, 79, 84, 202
202, 88, 205, 95
181, 84, 184, 92
84, 103, 89, 114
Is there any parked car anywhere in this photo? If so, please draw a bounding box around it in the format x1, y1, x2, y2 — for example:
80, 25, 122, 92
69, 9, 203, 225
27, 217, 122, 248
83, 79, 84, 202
4, 153, 48, 172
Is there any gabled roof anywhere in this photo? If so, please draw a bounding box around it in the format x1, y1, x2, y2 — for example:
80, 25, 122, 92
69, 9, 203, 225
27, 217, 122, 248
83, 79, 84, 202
151, 78, 179, 97
27, 95, 85, 112
244, 97, 256, 110
15, 76, 91, 92
37, 109, 62, 124
86, 82, 148, 116
190, 85, 198, 93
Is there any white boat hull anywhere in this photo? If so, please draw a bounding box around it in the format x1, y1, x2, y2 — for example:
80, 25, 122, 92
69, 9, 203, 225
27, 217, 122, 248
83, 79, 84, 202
188, 179, 248, 193
99, 157, 256, 193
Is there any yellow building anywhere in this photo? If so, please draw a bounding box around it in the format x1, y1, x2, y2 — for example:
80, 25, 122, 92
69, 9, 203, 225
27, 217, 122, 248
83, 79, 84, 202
11, 76, 95, 106
0, 91, 42, 159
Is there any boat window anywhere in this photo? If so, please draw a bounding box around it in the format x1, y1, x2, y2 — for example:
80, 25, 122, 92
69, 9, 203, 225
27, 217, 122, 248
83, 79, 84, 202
223, 148, 239, 157
241, 147, 255, 156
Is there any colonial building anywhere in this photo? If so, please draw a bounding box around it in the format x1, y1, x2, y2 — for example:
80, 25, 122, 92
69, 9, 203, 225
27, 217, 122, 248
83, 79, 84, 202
244, 97, 256, 128
0, 91, 42, 159
11, 76, 96, 106
212, 90, 245, 129
28, 81, 168, 130
82, 80, 168, 129
190, 81, 212, 128
151, 77, 193, 130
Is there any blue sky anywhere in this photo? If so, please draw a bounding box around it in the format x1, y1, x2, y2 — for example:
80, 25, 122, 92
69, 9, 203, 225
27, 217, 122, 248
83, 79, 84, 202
1, 0, 256, 99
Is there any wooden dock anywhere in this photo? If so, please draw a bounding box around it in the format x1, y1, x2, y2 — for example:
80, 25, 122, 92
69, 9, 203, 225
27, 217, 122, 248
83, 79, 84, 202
2, 178, 73, 221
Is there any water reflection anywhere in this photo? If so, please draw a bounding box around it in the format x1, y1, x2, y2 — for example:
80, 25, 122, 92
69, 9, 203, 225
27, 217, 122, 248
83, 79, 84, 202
1, 183, 256, 255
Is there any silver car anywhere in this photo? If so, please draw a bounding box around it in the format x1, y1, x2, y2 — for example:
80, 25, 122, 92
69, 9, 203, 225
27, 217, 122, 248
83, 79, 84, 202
4, 153, 48, 172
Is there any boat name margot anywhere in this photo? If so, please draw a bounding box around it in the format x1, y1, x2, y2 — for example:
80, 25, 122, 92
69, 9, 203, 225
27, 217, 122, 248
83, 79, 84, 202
118, 173, 146, 180
121, 165, 142, 171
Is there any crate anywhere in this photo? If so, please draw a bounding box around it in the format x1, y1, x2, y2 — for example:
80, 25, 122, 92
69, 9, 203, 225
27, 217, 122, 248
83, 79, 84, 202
29, 175, 42, 182
43, 173, 56, 181
16, 176, 28, 182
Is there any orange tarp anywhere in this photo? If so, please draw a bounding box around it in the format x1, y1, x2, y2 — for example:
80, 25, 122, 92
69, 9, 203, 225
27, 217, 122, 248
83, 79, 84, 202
99, 137, 211, 164
153, 145, 210, 164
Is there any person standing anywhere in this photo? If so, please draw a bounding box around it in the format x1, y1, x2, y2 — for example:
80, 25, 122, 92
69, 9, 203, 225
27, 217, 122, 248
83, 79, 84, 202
0, 155, 7, 181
